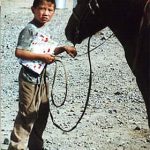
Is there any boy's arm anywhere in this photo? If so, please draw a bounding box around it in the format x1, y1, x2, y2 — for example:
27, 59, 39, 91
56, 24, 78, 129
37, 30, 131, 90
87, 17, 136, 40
54, 46, 77, 57
15, 48, 55, 64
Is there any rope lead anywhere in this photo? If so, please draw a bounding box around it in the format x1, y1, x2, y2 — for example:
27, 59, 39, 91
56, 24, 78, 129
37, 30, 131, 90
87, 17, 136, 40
49, 36, 93, 132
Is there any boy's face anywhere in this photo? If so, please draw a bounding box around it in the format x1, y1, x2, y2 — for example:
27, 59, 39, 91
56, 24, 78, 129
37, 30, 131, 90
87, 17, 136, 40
32, 1, 55, 25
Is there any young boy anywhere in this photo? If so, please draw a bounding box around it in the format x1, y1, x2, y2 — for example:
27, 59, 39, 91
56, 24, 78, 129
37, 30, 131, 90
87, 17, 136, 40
8, 0, 77, 150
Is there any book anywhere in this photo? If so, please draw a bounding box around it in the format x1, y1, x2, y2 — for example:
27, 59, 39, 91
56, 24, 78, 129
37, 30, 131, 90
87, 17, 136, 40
20, 33, 58, 74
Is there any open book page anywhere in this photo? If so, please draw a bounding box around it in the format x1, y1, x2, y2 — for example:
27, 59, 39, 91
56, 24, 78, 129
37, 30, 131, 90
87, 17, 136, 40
20, 33, 58, 74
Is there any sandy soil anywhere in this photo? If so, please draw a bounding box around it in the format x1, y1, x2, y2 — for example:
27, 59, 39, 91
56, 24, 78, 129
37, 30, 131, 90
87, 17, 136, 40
1, 0, 150, 150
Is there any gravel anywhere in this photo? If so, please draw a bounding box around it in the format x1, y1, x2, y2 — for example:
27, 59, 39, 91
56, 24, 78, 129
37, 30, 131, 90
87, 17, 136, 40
1, 1, 150, 150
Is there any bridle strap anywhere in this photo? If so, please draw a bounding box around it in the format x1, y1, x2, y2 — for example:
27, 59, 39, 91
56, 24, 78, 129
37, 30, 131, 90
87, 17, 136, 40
73, 0, 100, 24
72, 0, 100, 43
72, 9, 80, 23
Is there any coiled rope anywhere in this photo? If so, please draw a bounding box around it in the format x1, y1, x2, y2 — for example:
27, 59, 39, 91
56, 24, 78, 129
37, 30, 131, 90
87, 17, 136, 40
49, 36, 93, 132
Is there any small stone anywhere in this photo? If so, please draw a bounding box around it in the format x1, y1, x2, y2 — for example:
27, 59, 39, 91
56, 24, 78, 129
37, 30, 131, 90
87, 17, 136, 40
3, 138, 9, 145
146, 136, 150, 143
134, 126, 141, 131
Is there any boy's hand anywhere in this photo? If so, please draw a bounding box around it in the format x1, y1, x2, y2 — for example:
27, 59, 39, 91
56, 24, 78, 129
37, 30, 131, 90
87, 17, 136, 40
64, 46, 77, 58
42, 54, 55, 64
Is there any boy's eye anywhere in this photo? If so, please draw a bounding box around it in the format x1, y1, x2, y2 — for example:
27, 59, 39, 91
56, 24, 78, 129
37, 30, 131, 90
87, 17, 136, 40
38, 7, 45, 10
48, 9, 54, 13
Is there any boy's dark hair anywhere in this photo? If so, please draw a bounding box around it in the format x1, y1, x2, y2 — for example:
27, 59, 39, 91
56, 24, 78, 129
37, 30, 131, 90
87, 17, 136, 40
32, 0, 56, 9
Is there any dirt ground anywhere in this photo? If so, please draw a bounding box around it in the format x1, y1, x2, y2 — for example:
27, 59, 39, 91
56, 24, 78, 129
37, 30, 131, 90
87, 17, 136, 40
1, 0, 150, 150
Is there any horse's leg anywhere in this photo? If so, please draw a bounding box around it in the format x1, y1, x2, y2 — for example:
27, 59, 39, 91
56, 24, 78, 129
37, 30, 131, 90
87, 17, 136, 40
134, 23, 150, 128
136, 71, 150, 128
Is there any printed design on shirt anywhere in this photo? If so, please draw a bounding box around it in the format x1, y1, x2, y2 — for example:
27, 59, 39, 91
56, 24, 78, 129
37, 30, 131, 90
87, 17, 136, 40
20, 33, 58, 74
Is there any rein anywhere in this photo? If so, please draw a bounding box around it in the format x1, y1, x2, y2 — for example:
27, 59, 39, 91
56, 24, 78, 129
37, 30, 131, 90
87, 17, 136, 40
49, 31, 113, 131
49, 36, 93, 132
77, 33, 114, 57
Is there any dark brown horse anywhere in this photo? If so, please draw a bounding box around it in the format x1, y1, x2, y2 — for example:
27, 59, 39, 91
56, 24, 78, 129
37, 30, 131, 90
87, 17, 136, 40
65, 0, 150, 128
